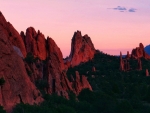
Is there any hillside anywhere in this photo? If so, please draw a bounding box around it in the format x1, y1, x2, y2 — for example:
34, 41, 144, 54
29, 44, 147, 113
12, 50, 150, 113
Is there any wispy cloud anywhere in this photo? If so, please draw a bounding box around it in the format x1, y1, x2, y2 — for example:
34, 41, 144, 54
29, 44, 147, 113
113, 6, 127, 11
108, 6, 137, 13
128, 8, 136, 12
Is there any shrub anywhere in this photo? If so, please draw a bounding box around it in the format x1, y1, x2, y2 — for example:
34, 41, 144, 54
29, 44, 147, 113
0, 78, 5, 86
0, 106, 6, 113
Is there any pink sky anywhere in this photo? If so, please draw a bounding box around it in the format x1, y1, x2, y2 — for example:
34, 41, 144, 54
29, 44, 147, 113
1, 0, 150, 57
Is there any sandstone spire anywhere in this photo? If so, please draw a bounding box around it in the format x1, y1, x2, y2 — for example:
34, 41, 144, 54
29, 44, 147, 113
120, 52, 124, 71
137, 59, 142, 70
65, 31, 95, 67
126, 51, 130, 59
146, 69, 149, 76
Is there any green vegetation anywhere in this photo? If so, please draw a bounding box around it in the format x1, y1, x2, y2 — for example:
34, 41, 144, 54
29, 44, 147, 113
0, 106, 6, 113
13, 50, 150, 113
24, 52, 39, 64
0, 77, 5, 86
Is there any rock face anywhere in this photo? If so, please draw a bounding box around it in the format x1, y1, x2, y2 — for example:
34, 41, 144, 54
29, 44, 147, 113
131, 43, 150, 59
120, 52, 130, 71
137, 59, 142, 70
0, 11, 27, 57
126, 51, 130, 59
120, 52, 125, 71
21, 27, 47, 60
13, 46, 24, 58
65, 31, 95, 67
45, 37, 69, 98
0, 24, 43, 112
24, 38, 92, 98
146, 69, 149, 76
92, 66, 96, 72
71, 71, 92, 95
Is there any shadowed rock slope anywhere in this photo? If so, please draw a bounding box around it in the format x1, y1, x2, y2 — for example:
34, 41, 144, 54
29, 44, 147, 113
0, 16, 43, 112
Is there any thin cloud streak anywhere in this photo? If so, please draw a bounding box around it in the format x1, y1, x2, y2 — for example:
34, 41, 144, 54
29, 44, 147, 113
108, 6, 137, 12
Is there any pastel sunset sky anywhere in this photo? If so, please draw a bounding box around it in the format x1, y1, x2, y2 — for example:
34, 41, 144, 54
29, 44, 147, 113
1, 0, 150, 57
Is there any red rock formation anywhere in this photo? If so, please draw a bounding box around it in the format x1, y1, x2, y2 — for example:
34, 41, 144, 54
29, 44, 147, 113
81, 75, 92, 91
0, 24, 43, 112
22, 27, 47, 60
0, 11, 27, 57
126, 51, 130, 59
24, 60, 43, 83
0, 11, 93, 107
137, 59, 142, 70
47, 37, 65, 70
124, 59, 130, 71
92, 66, 96, 72
120, 52, 130, 71
131, 43, 150, 59
146, 69, 149, 76
71, 71, 92, 95
120, 52, 125, 71
65, 31, 95, 67
23, 34, 92, 98
44, 37, 69, 97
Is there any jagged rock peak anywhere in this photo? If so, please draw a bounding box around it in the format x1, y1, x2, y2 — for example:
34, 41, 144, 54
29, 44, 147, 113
139, 43, 144, 50
120, 52, 122, 59
22, 27, 47, 60
0, 11, 27, 57
47, 36, 65, 70
131, 43, 150, 59
66, 30, 96, 67
126, 51, 130, 59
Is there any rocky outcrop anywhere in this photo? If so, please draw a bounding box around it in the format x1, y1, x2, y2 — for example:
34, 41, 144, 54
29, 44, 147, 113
120, 52, 125, 71
65, 31, 95, 67
146, 69, 149, 76
120, 52, 130, 71
71, 71, 92, 95
24, 60, 44, 83
45, 37, 68, 97
0, 24, 43, 112
22, 31, 93, 98
131, 43, 150, 59
126, 51, 130, 59
21, 27, 47, 60
92, 66, 96, 72
137, 59, 142, 70
0, 11, 26, 57
124, 59, 130, 71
